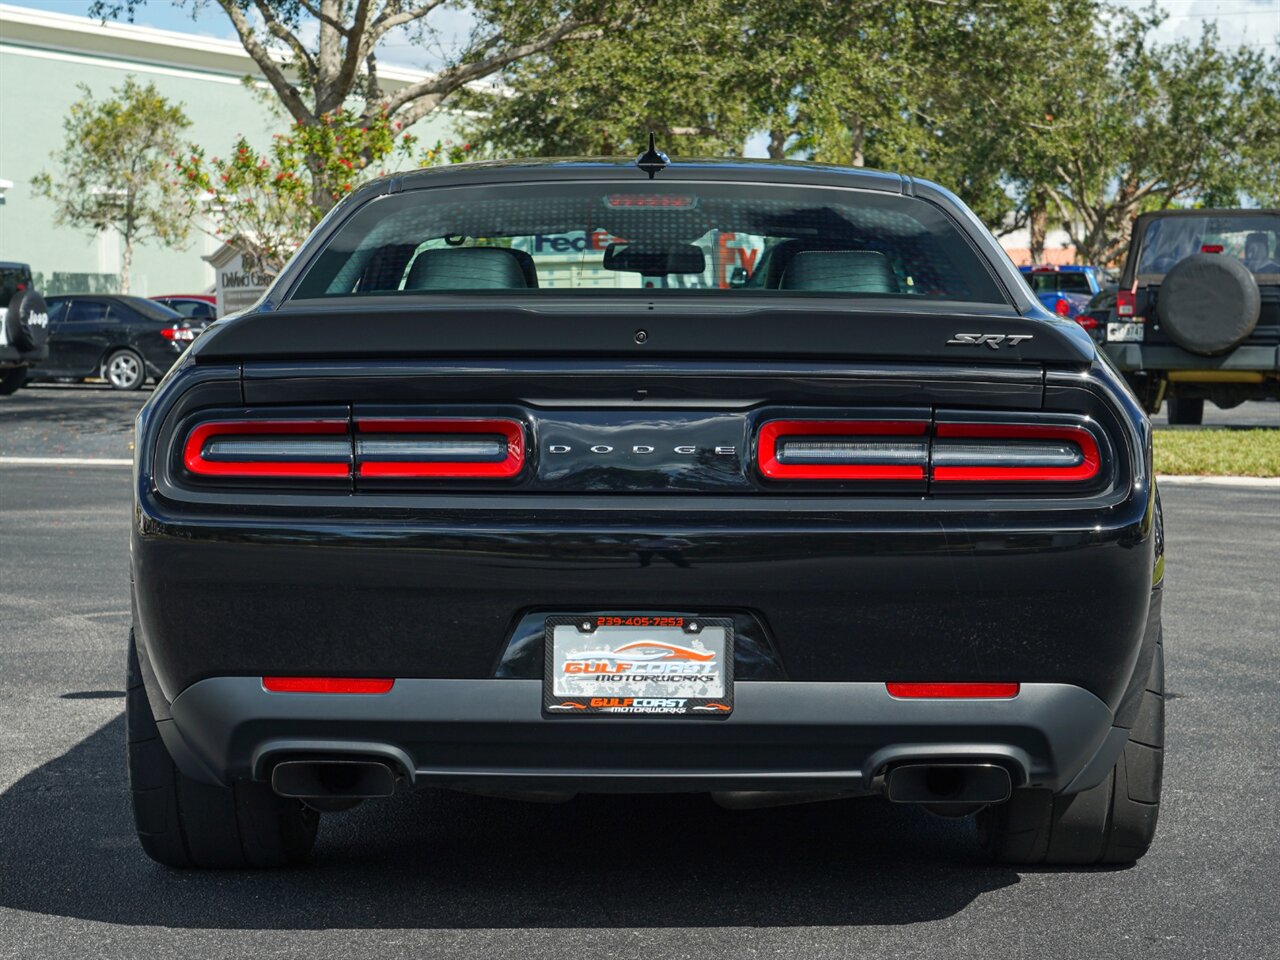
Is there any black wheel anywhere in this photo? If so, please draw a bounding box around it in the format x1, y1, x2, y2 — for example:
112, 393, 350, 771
0, 366, 27, 396
127, 632, 318, 868
978, 633, 1163, 865
1166, 398, 1204, 426
103, 349, 146, 390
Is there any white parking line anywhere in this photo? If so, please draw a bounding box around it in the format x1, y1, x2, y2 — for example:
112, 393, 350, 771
1156, 474, 1280, 487
0, 456, 132, 467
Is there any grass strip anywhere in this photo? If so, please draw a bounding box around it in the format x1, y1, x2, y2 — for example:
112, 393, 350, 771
1153, 428, 1280, 477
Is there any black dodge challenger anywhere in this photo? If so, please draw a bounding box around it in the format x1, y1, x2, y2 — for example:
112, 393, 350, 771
128, 155, 1164, 868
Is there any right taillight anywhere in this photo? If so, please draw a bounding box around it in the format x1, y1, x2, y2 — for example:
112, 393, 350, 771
931, 423, 1100, 483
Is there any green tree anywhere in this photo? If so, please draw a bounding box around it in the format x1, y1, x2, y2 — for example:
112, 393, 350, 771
31, 77, 191, 293
173, 108, 468, 275
91, 0, 626, 214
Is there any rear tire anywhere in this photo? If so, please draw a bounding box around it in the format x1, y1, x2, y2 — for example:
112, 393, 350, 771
104, 349, 146, 391
978, 633, 1163, 865
127, 632, 318, 868
0, 366, 27, 395
1166, 398, 1204, 425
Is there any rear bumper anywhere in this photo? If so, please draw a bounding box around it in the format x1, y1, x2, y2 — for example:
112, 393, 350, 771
0, 344, 46, 365
160, 677, 1125, 797
1104, 342, 1280, 373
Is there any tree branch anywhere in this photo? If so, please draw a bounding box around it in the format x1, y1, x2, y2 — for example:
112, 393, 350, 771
369, 0, 449, 47
334, 0, 375, 103
216, 0, 313, 123
250, 0, 316, 80
377, 19, 604, 121
296, 0, 350, 34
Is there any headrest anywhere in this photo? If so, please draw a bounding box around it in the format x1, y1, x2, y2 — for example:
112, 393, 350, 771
404, 247, 532, 291
1244, 232, 1271, 260
779, 250, 900, 293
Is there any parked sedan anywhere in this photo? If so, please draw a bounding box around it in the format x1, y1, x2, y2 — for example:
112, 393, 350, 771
40, 295, 201, 390
152, 294, 218, 322
1018, 264, 1109, 329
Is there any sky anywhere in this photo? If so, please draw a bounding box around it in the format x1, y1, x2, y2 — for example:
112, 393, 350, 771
8, 0, 1279, 70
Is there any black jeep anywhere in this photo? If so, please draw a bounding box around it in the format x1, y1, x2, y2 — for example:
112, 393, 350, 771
0, 261, 50, 395
1089, 209, 1280, 424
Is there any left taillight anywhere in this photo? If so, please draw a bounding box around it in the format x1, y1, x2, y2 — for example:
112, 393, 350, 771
183, 419, 352, 478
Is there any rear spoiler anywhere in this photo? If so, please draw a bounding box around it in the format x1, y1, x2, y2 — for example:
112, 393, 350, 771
194, 299, 1095, 366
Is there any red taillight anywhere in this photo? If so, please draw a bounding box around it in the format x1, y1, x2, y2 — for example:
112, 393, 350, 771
183, 420, 351, 478
1054, 297, 1072, 316
605, 194, 696, 208
263, 677, 394, 694
932, 423, 1100, 483
886, 682, 1020, 699
1116, 287, 1137, 318
355, 418, 524, 479
757, 420, 929, 480
1200, 244, 1223, 254
1074, 315, 1098, 331
161, 326, 197, 342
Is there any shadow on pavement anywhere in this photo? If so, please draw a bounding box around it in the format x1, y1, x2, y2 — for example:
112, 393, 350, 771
0, 715, 1018, 929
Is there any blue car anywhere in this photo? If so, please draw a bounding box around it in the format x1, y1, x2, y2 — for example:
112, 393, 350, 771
1018, 265, 1109, 327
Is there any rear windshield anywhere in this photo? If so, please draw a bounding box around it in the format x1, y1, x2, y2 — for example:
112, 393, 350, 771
1137, 214, 1280, 277
1, 265, 32, 305
120, 296, 182, 321
1025, 272, 1092, 295
291, 181, 1007, 304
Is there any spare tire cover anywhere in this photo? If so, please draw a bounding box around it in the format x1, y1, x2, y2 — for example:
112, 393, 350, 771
1156, 253, 1260, 356
4, 288, 51, 352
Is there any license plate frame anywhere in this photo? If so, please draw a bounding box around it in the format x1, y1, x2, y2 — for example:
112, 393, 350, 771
543, 614, 734, 717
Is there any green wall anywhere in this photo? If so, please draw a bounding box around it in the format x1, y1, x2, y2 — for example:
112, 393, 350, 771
0, 41, 457, 295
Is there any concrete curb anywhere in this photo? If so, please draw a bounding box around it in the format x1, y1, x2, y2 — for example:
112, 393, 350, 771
1156, 474, 1280, 488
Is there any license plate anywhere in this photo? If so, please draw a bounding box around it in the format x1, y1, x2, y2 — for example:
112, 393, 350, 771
1107, 322, 1144, 342
543, 615, 733, 717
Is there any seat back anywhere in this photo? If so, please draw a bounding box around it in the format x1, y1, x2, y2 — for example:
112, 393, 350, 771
779, 250, 901, 294
404, 248, 532, 291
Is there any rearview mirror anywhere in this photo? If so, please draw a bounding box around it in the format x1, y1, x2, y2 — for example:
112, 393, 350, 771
603, 243, 706, 275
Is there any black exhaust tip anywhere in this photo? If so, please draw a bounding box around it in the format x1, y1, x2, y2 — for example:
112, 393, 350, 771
885, 763, 1011, 805
271, 759, 397, 799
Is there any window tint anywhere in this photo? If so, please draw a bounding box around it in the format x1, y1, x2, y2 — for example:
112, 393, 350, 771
67, 300, 108, 323
293, 181, 1007, 304
1026, 272, 1092, 294
1137, 215, 1280, 276
1, 266, 31, 304
119, 296, 182, 321
45, 299, 70, 323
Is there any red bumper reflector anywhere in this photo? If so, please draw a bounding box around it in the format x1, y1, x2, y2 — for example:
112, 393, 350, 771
757, 420, 929, 480
931, 423, 1100, 482
355, 418, 524, 479
886, 682, 1020, 699
184, 420, 351, 478
263, 677, 394, 694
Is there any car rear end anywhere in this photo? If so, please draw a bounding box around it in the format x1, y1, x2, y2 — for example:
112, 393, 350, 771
128, 163, 1163, 866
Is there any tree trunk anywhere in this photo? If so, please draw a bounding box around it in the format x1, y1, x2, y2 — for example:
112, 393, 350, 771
849, 114, 864, 167
1028, 199, 1047, 263
119, 232, 132, 295
767, 128, 787, 160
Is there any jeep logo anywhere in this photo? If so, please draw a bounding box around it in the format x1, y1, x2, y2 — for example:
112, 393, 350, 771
947, 333, 1034, 349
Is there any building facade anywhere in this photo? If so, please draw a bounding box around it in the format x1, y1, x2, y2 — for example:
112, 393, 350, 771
0, 3, 457, 297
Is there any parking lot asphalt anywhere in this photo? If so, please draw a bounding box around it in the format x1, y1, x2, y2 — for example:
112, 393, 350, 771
1, 386, 1278, 959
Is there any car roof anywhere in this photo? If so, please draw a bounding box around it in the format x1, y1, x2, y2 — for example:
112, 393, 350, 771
375, 157, 923, 197
1133, 208, 1280, 226
0, 261, 31, 270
